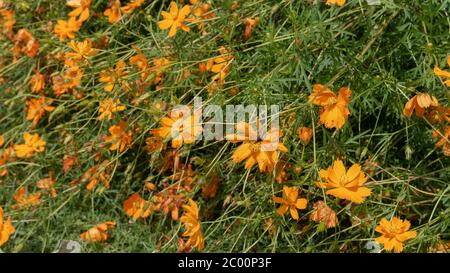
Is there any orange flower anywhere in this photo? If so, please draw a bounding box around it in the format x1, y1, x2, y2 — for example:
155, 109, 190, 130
180, 199, 205, 251
12, 29, 40, 59
0, 8, 16, 37
272, 186, 307, 220
52, 64, 83, 97
158, 1, 191, 38
316, 160, 371, 203
26, 97, 55, 128
144, 182, 156, 191
308, 84, 351, 129
432, 127, 450, 156
104, 0, 122, 23
200, 47, 233, 88
129, 48, 150, 80
152, 108, 202, 148
65, 63, 83, 86
120, 0, 145, 14
145, 136, 164, 153
0, 147, 13, 177
227, 122, 288, 173
425, 106, 450, 124
51, 75, 68, 97
274, 161, 288, 183
309, 200, 337, 228
104, 121, 133, 152
12, 186, 42, 210
0, 206, 15, 247
297, 127, 313, 145
67, 0, 91, 23
99, 60, 129, 92
0, 135, 3, 147
98, 98, 126, 120
30, 70, 45, 93
189, 1, 216, 34
123, 192, 152, 221
65, 39, 97, 62
63, 154, 78, 174
190, 1, 214, 18
375, 217, 417, 253
36, 172, 57, 198
403, 92, 439, 118
81, 160, 112, 190
243, 17, 259, 40
210, 47, 233, 86
151, 57, 171, 85
80, 221, 116, 242
326, 0, 346, 6
14, 132, 46, 158
433, 56, 450, 87
54, 17, 81, 41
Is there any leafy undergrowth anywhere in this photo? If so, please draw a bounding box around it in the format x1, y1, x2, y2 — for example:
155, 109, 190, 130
0, 0, 449, 253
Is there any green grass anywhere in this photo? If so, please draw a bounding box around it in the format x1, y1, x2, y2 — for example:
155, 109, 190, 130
0, 0, 449, 253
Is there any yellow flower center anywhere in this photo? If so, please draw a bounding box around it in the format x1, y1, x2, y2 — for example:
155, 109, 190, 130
339, 174, 348, 186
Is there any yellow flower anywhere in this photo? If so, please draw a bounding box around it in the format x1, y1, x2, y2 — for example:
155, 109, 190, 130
98, 98, 125, 120
80, 221, 116, 242
152, 108, 202, 148
67, 0, 91, 23
104, 0, 122, 23
54, 17, 81, 41
403, 92, 439, 118
14, 132, 46, 158
308, 84, 351, 129
65, 39, 97, 62
433, 56, 450, 87
0, 206, 15, 247
316, 159, 371, 204
120, 0, 145, 14
326, 0, 346, 6
25, 97, 55, 128
180, 198, 205, 251
227, 122, 288, 173
103, 121, 133, 152
272, 186, 307, 220
375, 217, 417, 253
99, 60, 129, 92
158, 1, 191, 38
210, 47, 233, 86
